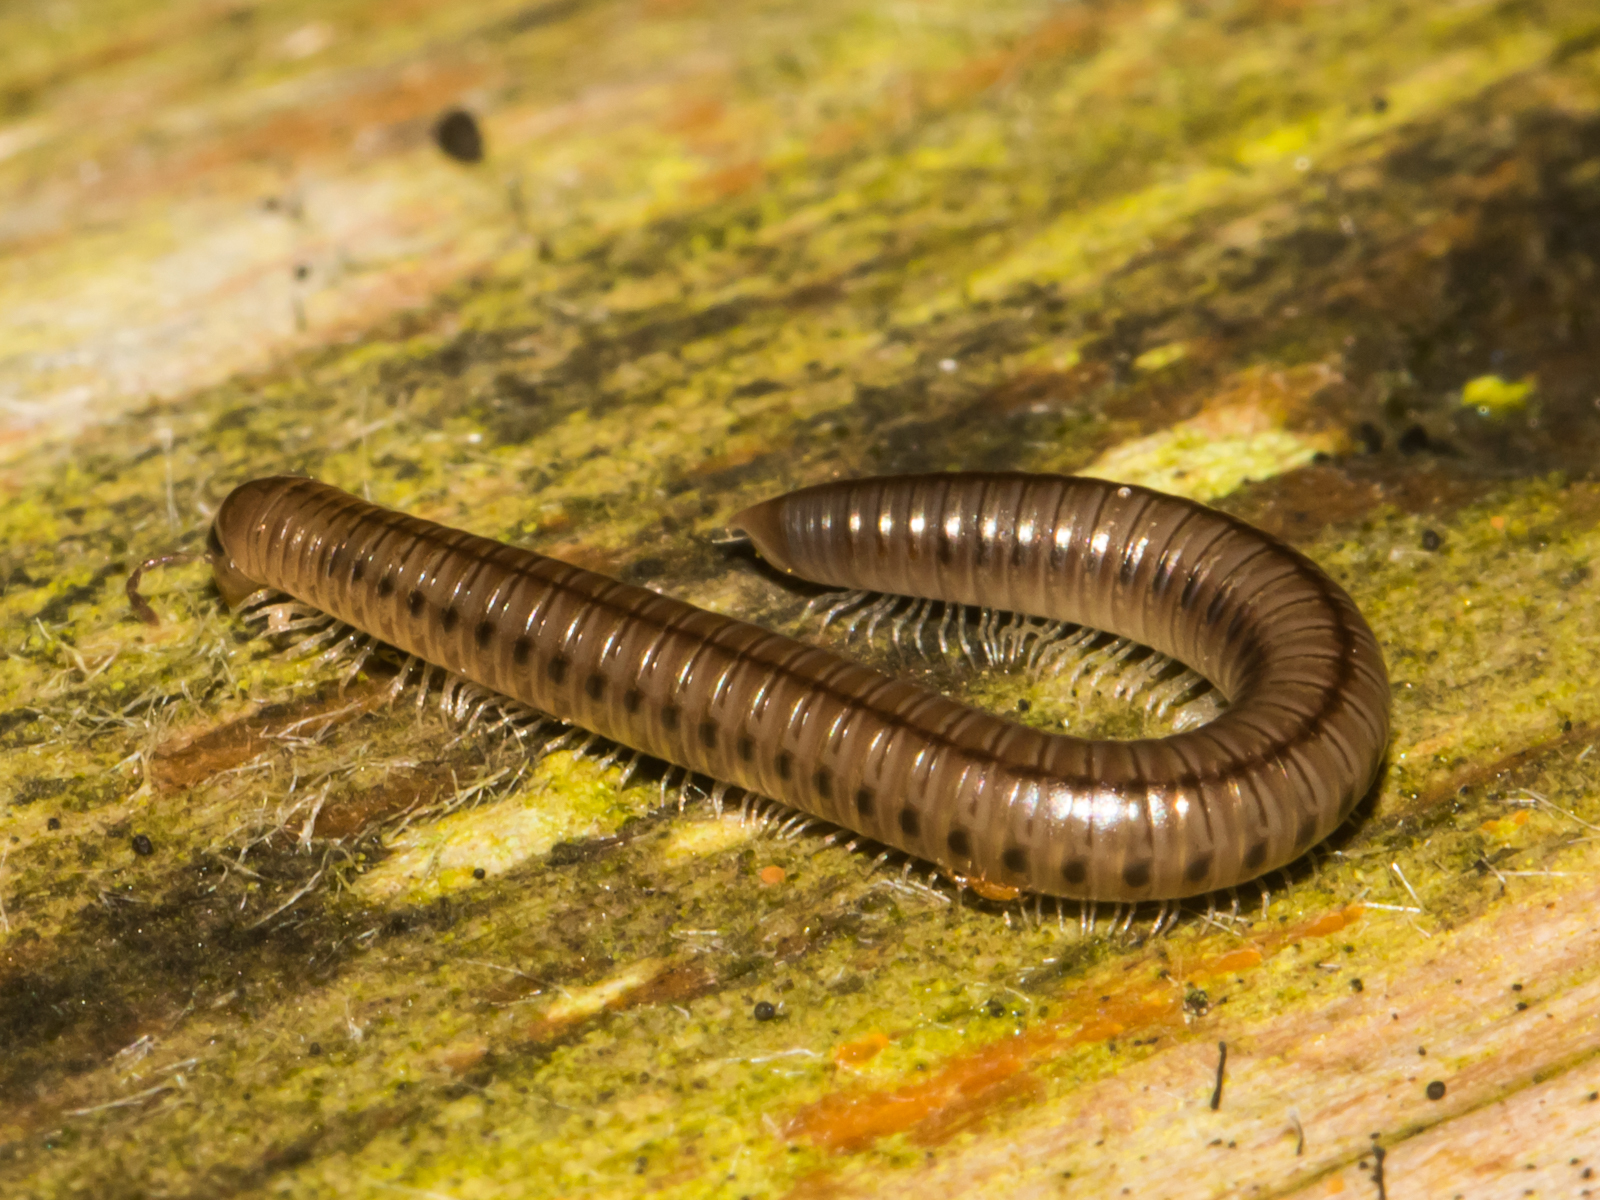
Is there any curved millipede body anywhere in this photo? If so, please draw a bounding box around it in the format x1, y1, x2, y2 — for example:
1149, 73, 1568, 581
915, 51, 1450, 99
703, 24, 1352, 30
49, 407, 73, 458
208, 474, 1390, 901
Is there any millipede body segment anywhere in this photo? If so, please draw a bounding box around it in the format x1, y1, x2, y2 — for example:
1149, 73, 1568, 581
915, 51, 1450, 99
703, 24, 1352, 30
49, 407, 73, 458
208, 474, 1390, 901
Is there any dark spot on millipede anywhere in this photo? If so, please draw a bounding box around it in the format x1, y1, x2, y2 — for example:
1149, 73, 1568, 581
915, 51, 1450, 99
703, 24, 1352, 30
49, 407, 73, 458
947, 827, 971, 857
1295, 814, 1318, 850
737, 734, 754, 760
700, 719, 718, 749
1185, 854, 1213, 884
1150, 555, 1175, 596
1244, 840, 1269, 870
812, 766, 831, 798
624, 689, 643, 714
586, 673, 606, 701
660, 703, 679, 731
898, 807, 920, 837
325, 544, 345, 576
350, 557, 365, 583
440, 605, 459, 633
512, 636, 531, 666
377, 573, 395, 598
1119, 547, 1141, 585
1062, 858, 1088, 884
1122, 860, 1152, 889
854, 787, 874, 816
474, 620, 494, 648
407, 589, 425, 617
1204, 589, 1229, 627
775, 750, 792, 781
1001, 846, 1027, 875
1179, 574, 1202, 611
547, 656, 569, 684
1224, 605, 1250, 645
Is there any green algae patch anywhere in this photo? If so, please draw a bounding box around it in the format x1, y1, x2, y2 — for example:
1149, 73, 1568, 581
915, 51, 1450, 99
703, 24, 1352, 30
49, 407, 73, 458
1460, 373, 1536, 417
1077, 365, 1347, 501
1081, 409, 1333, 501
1132, 341, 1188, 374
1319, 476, 1600, 812
351, 747, 688, 904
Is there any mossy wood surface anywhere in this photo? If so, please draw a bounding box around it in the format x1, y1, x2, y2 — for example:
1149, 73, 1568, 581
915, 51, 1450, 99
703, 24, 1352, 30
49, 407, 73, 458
4, 1, 1600, 1196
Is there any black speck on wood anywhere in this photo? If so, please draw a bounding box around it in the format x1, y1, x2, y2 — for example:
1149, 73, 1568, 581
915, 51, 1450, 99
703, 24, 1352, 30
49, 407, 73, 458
434, 109, 485, 163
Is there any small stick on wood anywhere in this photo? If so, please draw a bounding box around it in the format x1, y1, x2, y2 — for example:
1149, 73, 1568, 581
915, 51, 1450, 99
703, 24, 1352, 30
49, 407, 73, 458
1210, 1040, 1227, 1111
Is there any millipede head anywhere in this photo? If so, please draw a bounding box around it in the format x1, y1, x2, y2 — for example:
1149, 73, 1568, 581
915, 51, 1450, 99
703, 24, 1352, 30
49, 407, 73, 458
724, 496, 793, 573
211, 476, 309, 608
207, 527, 263, 611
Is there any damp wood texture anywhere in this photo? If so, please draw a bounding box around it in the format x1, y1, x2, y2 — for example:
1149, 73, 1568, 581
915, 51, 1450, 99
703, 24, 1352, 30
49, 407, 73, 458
5, 1, 1600, 1198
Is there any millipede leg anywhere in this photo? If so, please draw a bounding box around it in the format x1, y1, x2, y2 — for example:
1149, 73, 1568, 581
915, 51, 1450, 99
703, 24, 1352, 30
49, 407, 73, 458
862, 595, 903, 643
413, 664, 437, 715
617, 752, 642, 788
818, 590, 872, 631
338, 639, 375, 691
892, 597, 932, 655
956, 606, 978, 665
1151, 900, 1172, 938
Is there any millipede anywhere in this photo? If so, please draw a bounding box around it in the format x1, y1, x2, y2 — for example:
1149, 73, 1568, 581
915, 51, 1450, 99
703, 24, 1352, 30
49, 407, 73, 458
202, 472, 1390, 903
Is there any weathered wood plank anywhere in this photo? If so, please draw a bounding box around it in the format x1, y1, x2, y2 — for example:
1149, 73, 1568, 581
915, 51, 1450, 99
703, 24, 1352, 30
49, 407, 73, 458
3, 1, 1600, 1197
